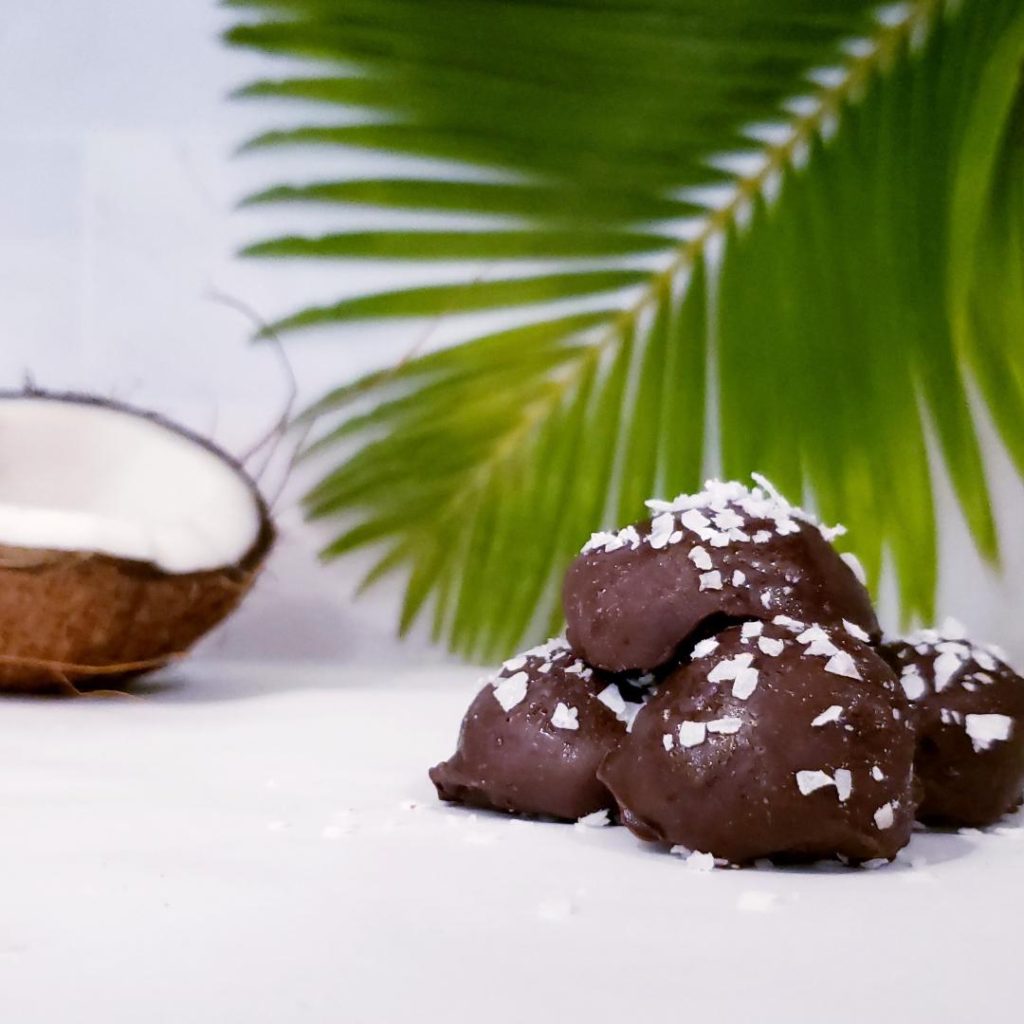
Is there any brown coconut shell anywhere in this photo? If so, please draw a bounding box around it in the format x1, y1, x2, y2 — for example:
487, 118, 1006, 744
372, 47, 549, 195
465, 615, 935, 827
0, 391, 275, 695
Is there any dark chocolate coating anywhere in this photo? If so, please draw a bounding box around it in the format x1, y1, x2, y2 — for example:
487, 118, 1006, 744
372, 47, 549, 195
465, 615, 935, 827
430, 638, 648, 821
599, 621, 916, 863
880, 630, 1024, 827
564, 494, 877, 674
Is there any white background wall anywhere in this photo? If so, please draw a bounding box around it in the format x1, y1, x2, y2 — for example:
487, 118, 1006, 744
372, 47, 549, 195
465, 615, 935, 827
1, 0, 1021, 665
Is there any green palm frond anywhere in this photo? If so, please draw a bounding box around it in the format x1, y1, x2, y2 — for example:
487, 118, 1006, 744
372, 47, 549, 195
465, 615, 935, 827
226, 0, 1024, 660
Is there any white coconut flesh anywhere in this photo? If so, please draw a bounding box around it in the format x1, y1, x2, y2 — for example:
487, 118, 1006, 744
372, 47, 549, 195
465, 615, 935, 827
0, 397, 263, 574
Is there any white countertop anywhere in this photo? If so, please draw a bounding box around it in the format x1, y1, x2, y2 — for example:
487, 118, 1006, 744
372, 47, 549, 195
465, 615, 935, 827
1, 661, 1020, 1023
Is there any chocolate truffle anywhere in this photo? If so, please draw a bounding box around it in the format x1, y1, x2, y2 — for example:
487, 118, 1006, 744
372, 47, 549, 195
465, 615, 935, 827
563, 479, 878, 673
598, 619, 917, 864
881, 622, 1024, 827
430, 637, 650, 821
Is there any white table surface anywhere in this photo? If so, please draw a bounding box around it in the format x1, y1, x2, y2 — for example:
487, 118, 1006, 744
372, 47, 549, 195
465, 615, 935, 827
2, 660, 1020, 1024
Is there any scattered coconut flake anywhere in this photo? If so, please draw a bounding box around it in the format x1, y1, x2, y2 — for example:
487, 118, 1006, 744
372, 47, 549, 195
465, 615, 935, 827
684, 850, 716, 872
582, 530, 623, 554
621, 701, 645, 732
753, 530, 773, 544
688, 545, 713, 571
680, 509, 711, 533
795, 770, 835, 796
861, 858, 890, 871
575, 809, 610, 828
773, 615, 805, 631
964, 713, 1013, 753
493, 671, 529, 711
714, 508, 745, 531
551, 702, 580, 731
797, 625, 828, 645
975, 650, 998, 672
824, 651, 861, 680
741, 621, 764, 640
707, 716, 743, 735
842, 619, 871, 642
732, 570, 747, 587
648, 512, 676, 549
840, 552, 866, 584
760, 591, 773, 609
645, 498, 676, 513
691, 637, 719, 659
678, 720, 707, 748
662, 733, 674, 751
732, 667, 760, 700
805, 636, 841, 658
758, 636, 785, 657
811, 705, 843, 727
820, 522, 847, 542
708, 652, 755, 683
775, 518, 800, 536
900, 665, 927, 702
874, 803, 895, 830
833, 769, 853, 802
933, 649, 964, 692
737, 891, 778, 913
699, 570, 723, 592
871, 766, 885, 781
502, 654, 526, 672
596, 683, 626, 716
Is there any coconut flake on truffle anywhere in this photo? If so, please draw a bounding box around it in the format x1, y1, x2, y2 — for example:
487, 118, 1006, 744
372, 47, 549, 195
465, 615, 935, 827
811, 705, 843, 727
688, 545, 713, 571
900, 665, 927, 701
874, 803, 895, 830
678, 720, 707, 748
773, 615, 805, 632
493, 672, 529, 711
824, 651, 862, 680
596, 683, 626, 717
795, 770, 835, 795
741, 621, 764, 640
648, 513, 676, 549
699, 570, 723, 592
758, 636, 785, 657
795, 769, 851, 802
708, 652, 755, 684
706, 716, 743, 734
843, 619, 871, 642
585, 476, 843, 556
933, 647, 966, 692
964, 713, 1014, 753
551, 702, 580, 731
731, 667, 760, 701
691, 637, 719, 659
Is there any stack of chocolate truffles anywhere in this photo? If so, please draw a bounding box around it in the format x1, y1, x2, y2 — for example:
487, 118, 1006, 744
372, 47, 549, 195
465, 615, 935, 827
430, 479, 1024, 866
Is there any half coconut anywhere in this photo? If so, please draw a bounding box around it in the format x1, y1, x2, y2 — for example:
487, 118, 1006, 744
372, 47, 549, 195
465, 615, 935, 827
0, 392, 274, 693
